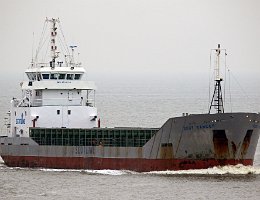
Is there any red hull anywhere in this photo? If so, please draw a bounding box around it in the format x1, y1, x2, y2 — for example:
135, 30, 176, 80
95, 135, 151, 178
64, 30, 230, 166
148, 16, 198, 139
1, 156, 253, 172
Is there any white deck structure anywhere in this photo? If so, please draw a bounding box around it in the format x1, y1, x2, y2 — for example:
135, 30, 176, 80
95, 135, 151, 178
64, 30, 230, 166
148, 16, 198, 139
8, 18, 98, 137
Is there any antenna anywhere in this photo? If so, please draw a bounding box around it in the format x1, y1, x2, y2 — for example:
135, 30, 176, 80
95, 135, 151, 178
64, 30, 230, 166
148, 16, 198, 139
209, 44, 225, 114
31, 32, 35, 68
69, 45, 77, 66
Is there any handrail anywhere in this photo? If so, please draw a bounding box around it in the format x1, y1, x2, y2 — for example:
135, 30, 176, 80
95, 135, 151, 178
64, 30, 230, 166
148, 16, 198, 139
14, 98, 95, 107
30, 63, 83, 68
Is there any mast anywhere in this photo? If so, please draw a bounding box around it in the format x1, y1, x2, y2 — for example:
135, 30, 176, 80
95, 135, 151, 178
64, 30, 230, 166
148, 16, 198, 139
69, 45, 77, 67
209, 44, 225, 114
46, 18, 60, 68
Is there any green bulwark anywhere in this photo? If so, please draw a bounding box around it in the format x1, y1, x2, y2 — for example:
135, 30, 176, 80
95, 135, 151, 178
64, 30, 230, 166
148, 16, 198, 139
29, 128, 159, 147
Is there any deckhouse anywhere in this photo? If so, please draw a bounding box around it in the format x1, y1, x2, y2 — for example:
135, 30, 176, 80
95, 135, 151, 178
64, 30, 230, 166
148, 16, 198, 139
9, 18, 98, 137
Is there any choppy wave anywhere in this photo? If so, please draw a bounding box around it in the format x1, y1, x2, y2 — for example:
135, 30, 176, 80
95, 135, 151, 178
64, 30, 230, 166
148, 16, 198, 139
145, 164, 260, 175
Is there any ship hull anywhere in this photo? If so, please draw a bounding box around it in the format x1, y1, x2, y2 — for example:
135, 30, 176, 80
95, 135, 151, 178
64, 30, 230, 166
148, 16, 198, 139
1, 112, 259, 172
1, 155, 253, 172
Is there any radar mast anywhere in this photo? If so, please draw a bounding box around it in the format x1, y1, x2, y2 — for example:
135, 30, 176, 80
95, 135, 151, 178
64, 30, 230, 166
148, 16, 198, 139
46, 18, 60, 68
209, 44, 225, 114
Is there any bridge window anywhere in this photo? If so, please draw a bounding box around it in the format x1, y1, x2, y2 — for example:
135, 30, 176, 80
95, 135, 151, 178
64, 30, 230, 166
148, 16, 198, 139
27, 73, 37, 81
32, 73, 36, 80
26, 73, 31, 80
42, 74, 50, 79
37, 73, 42, 81
58, 74, 66, 79
68, 110, 71, 115
57, 110, 60, 115
50, 73, 58, 80
74, 74, 81, 80
66, 74, 74, 80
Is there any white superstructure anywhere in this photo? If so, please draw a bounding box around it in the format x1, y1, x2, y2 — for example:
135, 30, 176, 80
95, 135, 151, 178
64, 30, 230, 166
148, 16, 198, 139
8, 18, 98, 137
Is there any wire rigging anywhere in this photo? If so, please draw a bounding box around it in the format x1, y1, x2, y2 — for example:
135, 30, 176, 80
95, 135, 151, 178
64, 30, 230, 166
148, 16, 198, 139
58, 22, 70, 56
224, 50, 227, 108
208, 51, 212, 111
35, 20, 48, 63
229, 70, 249, 99
43, 39, 51, 63
228, 69, 232, 112
57, 35, 68, 61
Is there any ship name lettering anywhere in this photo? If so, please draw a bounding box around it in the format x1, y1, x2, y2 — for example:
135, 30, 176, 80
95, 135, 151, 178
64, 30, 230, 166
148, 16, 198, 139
75, 146, 94, 155
57, 81, 71, 84
183, 123, 215, 131
16, 113, 25, 124
196, 124, 215, 129
16, 119, 25, 124
183, 126, 194, 131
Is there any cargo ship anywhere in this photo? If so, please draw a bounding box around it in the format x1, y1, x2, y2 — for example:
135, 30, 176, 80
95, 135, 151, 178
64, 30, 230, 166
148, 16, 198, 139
0, 18, 259, 172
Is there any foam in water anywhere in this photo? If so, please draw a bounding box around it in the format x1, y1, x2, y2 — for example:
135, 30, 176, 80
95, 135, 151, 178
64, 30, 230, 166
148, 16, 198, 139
2, 164, 260, 175
40, 168, 129, 175
145, 164, 260, 175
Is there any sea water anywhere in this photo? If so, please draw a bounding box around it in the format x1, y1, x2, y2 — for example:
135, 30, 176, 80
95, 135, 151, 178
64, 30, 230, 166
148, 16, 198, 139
0, 73, 259, 200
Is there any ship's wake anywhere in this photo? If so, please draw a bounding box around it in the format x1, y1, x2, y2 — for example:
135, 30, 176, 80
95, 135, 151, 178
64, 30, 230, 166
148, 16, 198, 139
40, 168, 133, 176
145, 164, 260, 175
38, 164, 260, 175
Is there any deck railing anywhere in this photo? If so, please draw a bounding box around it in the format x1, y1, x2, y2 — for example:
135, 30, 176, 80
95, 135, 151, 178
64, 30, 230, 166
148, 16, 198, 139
14, 98, 95, 107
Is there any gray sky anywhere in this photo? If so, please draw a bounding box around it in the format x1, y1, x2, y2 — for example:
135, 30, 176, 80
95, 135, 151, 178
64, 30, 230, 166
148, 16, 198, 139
0, 0, 260, 81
